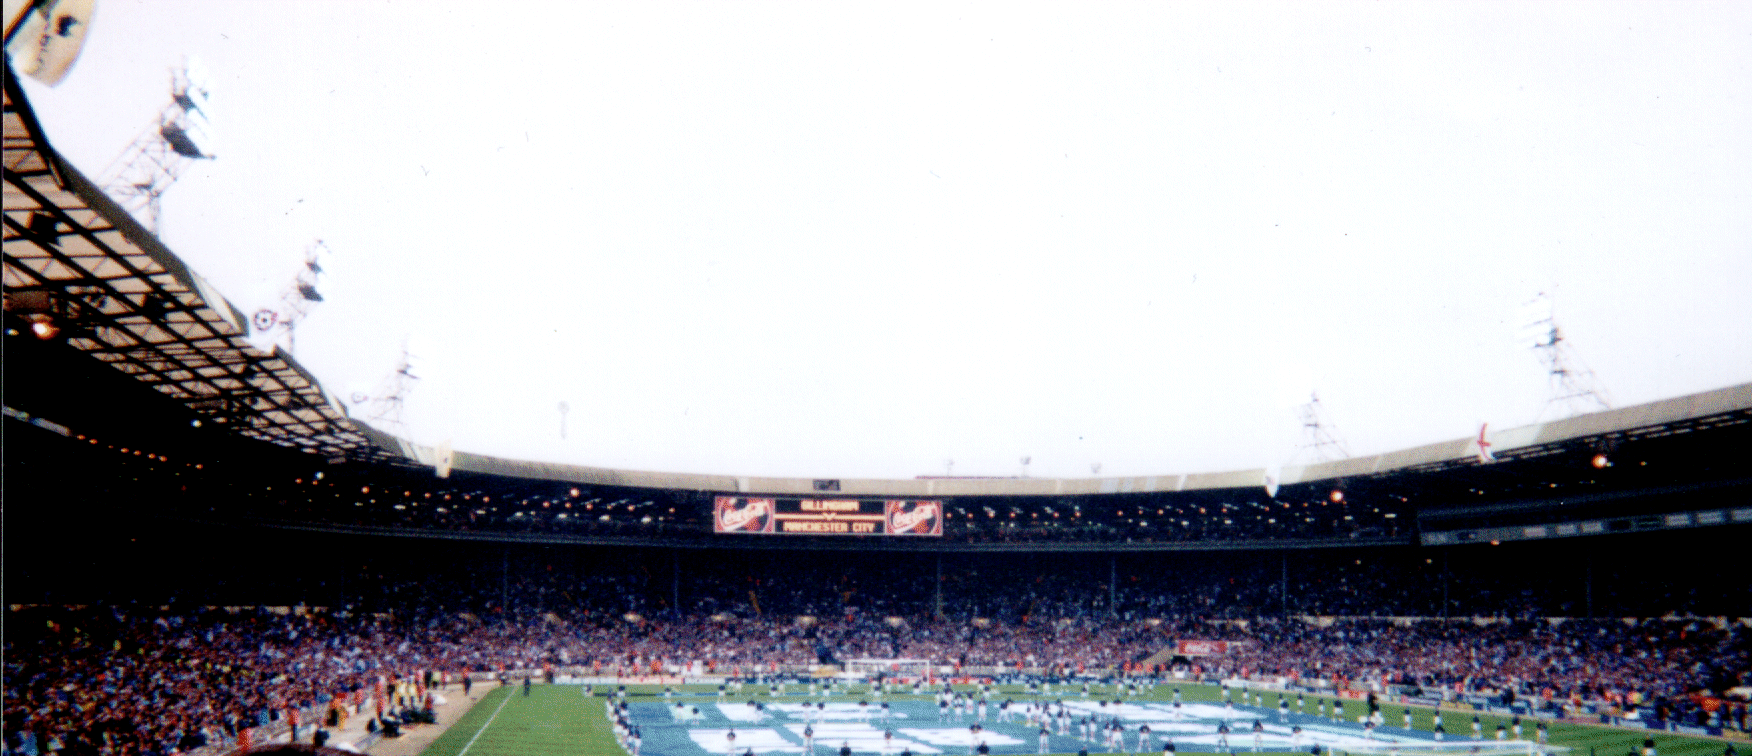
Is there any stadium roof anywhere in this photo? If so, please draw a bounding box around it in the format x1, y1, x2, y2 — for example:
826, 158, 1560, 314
7, 59, 1750, 501
3, 65, 384, 461
373, 381, 1752, 497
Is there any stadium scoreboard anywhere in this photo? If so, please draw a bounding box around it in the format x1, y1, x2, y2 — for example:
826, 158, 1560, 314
714, 496, 943, 536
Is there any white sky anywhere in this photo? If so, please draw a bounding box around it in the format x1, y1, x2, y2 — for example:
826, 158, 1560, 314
20, 1, 1752, 480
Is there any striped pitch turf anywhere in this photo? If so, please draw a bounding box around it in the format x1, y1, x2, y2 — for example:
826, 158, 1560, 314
413, 681, 1739, 756
419, 685, 624, 756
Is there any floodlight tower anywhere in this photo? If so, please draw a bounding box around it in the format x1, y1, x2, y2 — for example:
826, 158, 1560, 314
97, 56, 216, 233
350, 343, 420, 432
246, 240, 330, 356
1293, 392, 1350, 463
1521, 292, 1612, 419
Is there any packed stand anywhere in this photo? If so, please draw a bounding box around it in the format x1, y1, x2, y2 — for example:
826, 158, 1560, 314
8, 544, 1750, 756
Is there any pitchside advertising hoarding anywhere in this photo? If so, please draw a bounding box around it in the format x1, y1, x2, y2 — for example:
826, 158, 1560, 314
713, 496, 943, 536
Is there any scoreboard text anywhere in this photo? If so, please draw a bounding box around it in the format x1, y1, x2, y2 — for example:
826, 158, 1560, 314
713, 496, 943, 536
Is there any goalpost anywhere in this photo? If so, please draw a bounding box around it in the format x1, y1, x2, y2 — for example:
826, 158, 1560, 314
842, 658, 932, 681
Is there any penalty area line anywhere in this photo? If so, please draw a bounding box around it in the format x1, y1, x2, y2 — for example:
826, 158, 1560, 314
455, 688, 515, 756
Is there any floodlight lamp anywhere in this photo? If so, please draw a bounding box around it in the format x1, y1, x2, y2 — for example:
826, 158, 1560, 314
1329, 490, 1345, 503
30, 317, 59, 340
159, 124, 209, 159
1591, 454, 1610, 469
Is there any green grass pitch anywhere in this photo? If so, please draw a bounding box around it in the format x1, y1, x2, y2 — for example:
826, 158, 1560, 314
413, 680, 1737, 756
419, 684, 619, 756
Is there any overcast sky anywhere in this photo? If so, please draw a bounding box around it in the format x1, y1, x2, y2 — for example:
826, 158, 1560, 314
21, 1, 1752, 480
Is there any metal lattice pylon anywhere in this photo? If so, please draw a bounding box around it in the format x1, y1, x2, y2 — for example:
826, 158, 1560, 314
350, 343, 419, 432
246, 240, 330, 356
97, 57, 215, 233
1292, 392, 1351, 463
1522, 292, 1612, 419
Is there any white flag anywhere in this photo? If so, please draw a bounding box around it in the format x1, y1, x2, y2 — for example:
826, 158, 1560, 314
435, 440, 454, 478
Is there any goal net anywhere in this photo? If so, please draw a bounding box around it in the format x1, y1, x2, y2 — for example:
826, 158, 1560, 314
842, 658, 932, 680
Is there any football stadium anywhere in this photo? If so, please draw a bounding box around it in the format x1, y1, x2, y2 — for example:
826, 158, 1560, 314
5, 4, 1750, 756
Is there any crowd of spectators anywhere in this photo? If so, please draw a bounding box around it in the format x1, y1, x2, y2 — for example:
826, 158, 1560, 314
9, 419, 1412, 546
655, 546, 1749, 623
15, 408, 1747, 555
176, 479, 1407, 546
7, 548, 1749, 756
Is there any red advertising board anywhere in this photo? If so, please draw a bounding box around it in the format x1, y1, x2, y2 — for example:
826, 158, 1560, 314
885, 500, 943, 536
713, 497, 775, 533
1175, 640, 1231, 656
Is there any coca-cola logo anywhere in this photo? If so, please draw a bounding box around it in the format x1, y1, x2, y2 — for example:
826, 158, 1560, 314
887, 501, 940, 535
715, 497, 772, 532
1178, 640, 1227, 655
